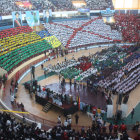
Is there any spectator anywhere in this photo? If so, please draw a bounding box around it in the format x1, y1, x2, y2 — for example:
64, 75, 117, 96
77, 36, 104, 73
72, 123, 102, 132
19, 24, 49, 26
97, 107, 101, 116
131, 108, 135, 119
57, 116, 61, 123
75, 114, 79, 125
41, 64, 44, 69
120, 123, 127, 133
113, 123, 118, 133
109, 123, 113, 133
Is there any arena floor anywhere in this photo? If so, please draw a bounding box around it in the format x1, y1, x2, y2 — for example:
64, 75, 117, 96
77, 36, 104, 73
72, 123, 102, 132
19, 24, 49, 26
1, 46, 140, 133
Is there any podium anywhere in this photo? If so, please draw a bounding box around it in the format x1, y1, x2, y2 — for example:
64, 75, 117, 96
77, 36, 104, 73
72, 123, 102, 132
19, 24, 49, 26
121, 104, 128, 118
107, 105, 113, 118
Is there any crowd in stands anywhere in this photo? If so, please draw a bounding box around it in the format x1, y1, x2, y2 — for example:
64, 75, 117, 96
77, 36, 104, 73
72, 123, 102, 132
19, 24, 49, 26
85, 0, 113, 10
83, 18, 122, 41
44, 23, 74, 47
74, 45, 126, 83
30, 0, 55, 11
0, 111, 51, 140
0, 0, 114, 15
98, 57, 140, 94
95, 45, 140, 94
114, 14, 140, 43
1, 111, 137, 140
0, 26, 52, 72
0, 0, 54, 15
42, 44, 140, 96
45, 16, 122, 48
48, 0, 74, 11
0, 0, 19, 16
0, 26, 33, 39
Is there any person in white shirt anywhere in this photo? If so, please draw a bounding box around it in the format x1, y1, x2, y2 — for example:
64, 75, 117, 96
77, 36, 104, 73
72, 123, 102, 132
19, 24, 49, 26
57, 116, 61, 123
68, 118, 72, 125
64, 119, 68, 127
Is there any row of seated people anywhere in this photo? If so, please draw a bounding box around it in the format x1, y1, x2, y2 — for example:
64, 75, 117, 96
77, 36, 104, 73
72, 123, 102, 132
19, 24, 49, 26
45, 16, 122, 48
76, 56, 92, 72
85, 0, 114, 10
30, 0, 62, 11
59, 46, 129, 82
35, 0, 110, 12
82, 46, 126, 79
44, 23, 74, 47
0, 31, 44, 56
0, 26, 33, 39
0, 0, 55, 16
114, 14, 140, 43
68, 31, 110, 48
30, 0, 51, 10
115, 66, 140, 94
86, 45, 139, 90
1, 110, 137, 140
0, 0, 20, 16
83, 18, 122, 41
0, 39, 52, 72
48, 58, 79, 73
61, 67, 81, 80
0, 0, 114, 15
48, 0, 74, 11
98, 55, 140, 94
92, 44, 136, 67
56, 18, 94, 28
75, 67, 97, 81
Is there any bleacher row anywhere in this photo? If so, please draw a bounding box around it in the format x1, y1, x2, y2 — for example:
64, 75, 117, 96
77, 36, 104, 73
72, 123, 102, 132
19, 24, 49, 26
0, 26, 52, 72
0, 32, 44, 56
45, 16, 122, 48
0, 0, 114, 15
114, 14, 140, 43
98, 52, 140, 94
0, 26, 33, 39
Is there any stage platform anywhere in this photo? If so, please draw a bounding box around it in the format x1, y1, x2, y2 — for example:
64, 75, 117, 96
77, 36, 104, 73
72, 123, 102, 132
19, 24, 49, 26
46, 82, 107, 110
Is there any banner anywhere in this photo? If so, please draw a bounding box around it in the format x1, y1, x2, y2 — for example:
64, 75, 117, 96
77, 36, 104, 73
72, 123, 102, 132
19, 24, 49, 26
25, 11, 40, 27
44, 35, 61, 48
107, 105, 113, 118
15, 1, 32, 9
43, 10, 49, 23
78, 8, 90, 13
43, 9, 52, 23
12, 11, 22, 28
101, 8, 115, 17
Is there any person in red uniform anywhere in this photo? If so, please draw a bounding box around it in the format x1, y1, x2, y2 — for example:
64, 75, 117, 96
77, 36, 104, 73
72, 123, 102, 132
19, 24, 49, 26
113, 124, 118, 133
120, 123, 127, 133
92, 105, 97, 115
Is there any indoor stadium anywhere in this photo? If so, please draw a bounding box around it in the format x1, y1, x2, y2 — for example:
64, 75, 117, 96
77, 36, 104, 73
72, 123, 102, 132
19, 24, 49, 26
0, 0, 140, 139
